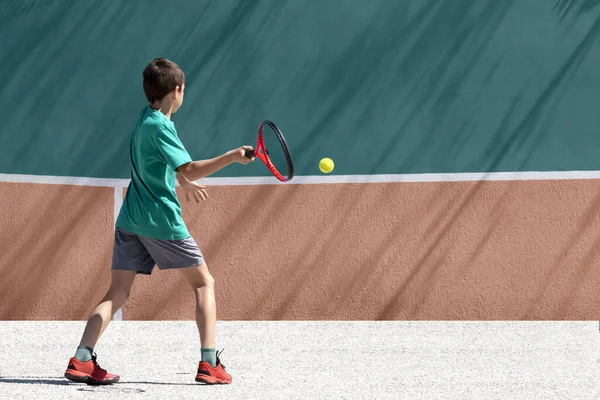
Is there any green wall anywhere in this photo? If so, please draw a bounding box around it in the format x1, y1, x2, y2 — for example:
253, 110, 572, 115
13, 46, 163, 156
1, 0, 599, 178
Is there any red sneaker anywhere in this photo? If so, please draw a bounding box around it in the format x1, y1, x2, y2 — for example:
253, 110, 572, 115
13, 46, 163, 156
195, 350, 232, 384
64, 354, 120, 385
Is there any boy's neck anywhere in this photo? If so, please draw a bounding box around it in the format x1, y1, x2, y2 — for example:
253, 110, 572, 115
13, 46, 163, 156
150, 102, 172, 120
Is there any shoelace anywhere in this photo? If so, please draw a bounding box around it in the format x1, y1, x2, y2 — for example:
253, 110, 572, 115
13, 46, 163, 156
91, 353, 107, 374
216, 349, 226, 369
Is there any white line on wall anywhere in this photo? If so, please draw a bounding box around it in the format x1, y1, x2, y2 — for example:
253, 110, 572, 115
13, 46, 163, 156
4, 170, 600, 188
113, 186, 124, 321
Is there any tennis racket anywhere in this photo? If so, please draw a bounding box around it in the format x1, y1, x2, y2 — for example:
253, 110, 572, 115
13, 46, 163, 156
244, 120, 294, 182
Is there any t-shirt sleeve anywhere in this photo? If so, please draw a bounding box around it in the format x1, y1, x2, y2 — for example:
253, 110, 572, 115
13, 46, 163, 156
154, 123, 192, 171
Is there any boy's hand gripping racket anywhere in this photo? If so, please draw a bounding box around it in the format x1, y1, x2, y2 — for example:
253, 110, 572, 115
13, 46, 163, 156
244, 120, 294, 182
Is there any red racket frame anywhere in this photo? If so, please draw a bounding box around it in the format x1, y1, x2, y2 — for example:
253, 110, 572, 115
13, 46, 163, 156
245, 120, 294, 182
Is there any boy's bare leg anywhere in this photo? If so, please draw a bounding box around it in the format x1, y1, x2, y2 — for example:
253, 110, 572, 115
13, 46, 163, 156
178, 262, 216, 349
179, 262, 231, 384
79, 270, 137, 349
64, 270, 136, 385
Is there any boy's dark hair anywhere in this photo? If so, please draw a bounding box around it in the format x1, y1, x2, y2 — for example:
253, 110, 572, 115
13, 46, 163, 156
142, 58, 185, 103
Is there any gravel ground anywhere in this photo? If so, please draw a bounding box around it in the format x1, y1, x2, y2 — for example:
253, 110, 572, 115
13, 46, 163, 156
0, 321, 599, 399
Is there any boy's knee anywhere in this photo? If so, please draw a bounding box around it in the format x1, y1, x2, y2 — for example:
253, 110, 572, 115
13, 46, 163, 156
192, 273, 215, 291
203, 273, 215, 289
107, 285, 131, 302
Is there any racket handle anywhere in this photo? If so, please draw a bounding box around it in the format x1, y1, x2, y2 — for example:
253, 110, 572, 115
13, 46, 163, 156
244, 149, 255, 158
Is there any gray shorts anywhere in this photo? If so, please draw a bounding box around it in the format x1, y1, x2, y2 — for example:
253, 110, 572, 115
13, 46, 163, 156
111, 227, 205, 275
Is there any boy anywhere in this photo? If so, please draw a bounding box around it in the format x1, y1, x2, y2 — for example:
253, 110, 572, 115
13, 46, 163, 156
64, 58, 253, 385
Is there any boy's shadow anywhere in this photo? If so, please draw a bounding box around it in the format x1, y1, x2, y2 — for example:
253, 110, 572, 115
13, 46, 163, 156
0, 377, 72, 386
0, 376, 200, 390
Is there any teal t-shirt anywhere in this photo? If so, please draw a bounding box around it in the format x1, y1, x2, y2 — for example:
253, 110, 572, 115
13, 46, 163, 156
116, 106, 193, 240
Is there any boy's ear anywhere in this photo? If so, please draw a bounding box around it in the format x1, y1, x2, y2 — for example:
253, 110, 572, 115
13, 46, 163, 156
171, 86, 180, 99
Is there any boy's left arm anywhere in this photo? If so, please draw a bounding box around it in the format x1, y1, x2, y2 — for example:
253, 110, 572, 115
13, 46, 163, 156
176, 171, 209, 203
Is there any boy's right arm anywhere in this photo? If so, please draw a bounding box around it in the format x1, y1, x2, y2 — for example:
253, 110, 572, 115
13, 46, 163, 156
177, 146, 255, 182
155, 124, 255, 182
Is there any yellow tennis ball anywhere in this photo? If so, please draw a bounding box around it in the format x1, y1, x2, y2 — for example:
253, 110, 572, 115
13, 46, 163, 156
319, 158, 334, 173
